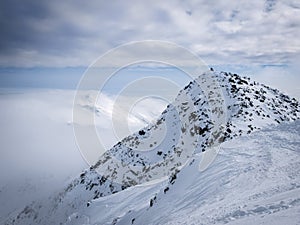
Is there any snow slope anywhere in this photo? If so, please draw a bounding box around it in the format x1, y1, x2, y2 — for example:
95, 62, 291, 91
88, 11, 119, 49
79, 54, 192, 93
3, 71, 300, 225
114, 120, 300, 225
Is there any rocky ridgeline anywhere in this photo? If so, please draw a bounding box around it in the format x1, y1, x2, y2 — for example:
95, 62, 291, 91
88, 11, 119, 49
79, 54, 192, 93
75, 71, 299, 200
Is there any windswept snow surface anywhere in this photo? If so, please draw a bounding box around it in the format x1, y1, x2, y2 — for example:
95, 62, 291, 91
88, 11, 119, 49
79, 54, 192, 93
112, 121, 300, 225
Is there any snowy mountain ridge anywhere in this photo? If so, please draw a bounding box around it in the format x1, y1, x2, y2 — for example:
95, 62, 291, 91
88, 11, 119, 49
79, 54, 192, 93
74, 71, 299, 198
4, 71, 300, 225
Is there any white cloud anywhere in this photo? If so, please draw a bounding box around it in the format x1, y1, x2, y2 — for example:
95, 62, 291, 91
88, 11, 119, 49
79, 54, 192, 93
0, 88, 170, 214
74, 90, 170, 149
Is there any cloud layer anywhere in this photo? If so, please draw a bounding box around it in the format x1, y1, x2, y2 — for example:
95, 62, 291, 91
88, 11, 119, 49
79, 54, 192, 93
0, 0, 299, 67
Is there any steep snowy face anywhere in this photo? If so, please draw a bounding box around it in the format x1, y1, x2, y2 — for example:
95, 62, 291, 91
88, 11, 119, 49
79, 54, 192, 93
74, 71, 299, 200
5, 71, 300, 225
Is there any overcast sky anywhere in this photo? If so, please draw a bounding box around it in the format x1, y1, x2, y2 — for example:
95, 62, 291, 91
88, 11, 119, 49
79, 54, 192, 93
0, 0, 299, 68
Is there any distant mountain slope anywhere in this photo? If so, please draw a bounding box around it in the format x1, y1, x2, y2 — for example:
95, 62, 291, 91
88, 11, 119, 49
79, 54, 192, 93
4, 71, 300, 225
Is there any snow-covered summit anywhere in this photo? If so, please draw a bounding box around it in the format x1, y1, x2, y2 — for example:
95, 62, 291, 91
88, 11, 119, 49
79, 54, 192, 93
75, 71, 299, 199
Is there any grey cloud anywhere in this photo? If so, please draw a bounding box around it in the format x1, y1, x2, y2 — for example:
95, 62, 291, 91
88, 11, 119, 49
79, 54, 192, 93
0, 0, 299, 67
264, 0, 277, 12
0, 1, 53, 52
